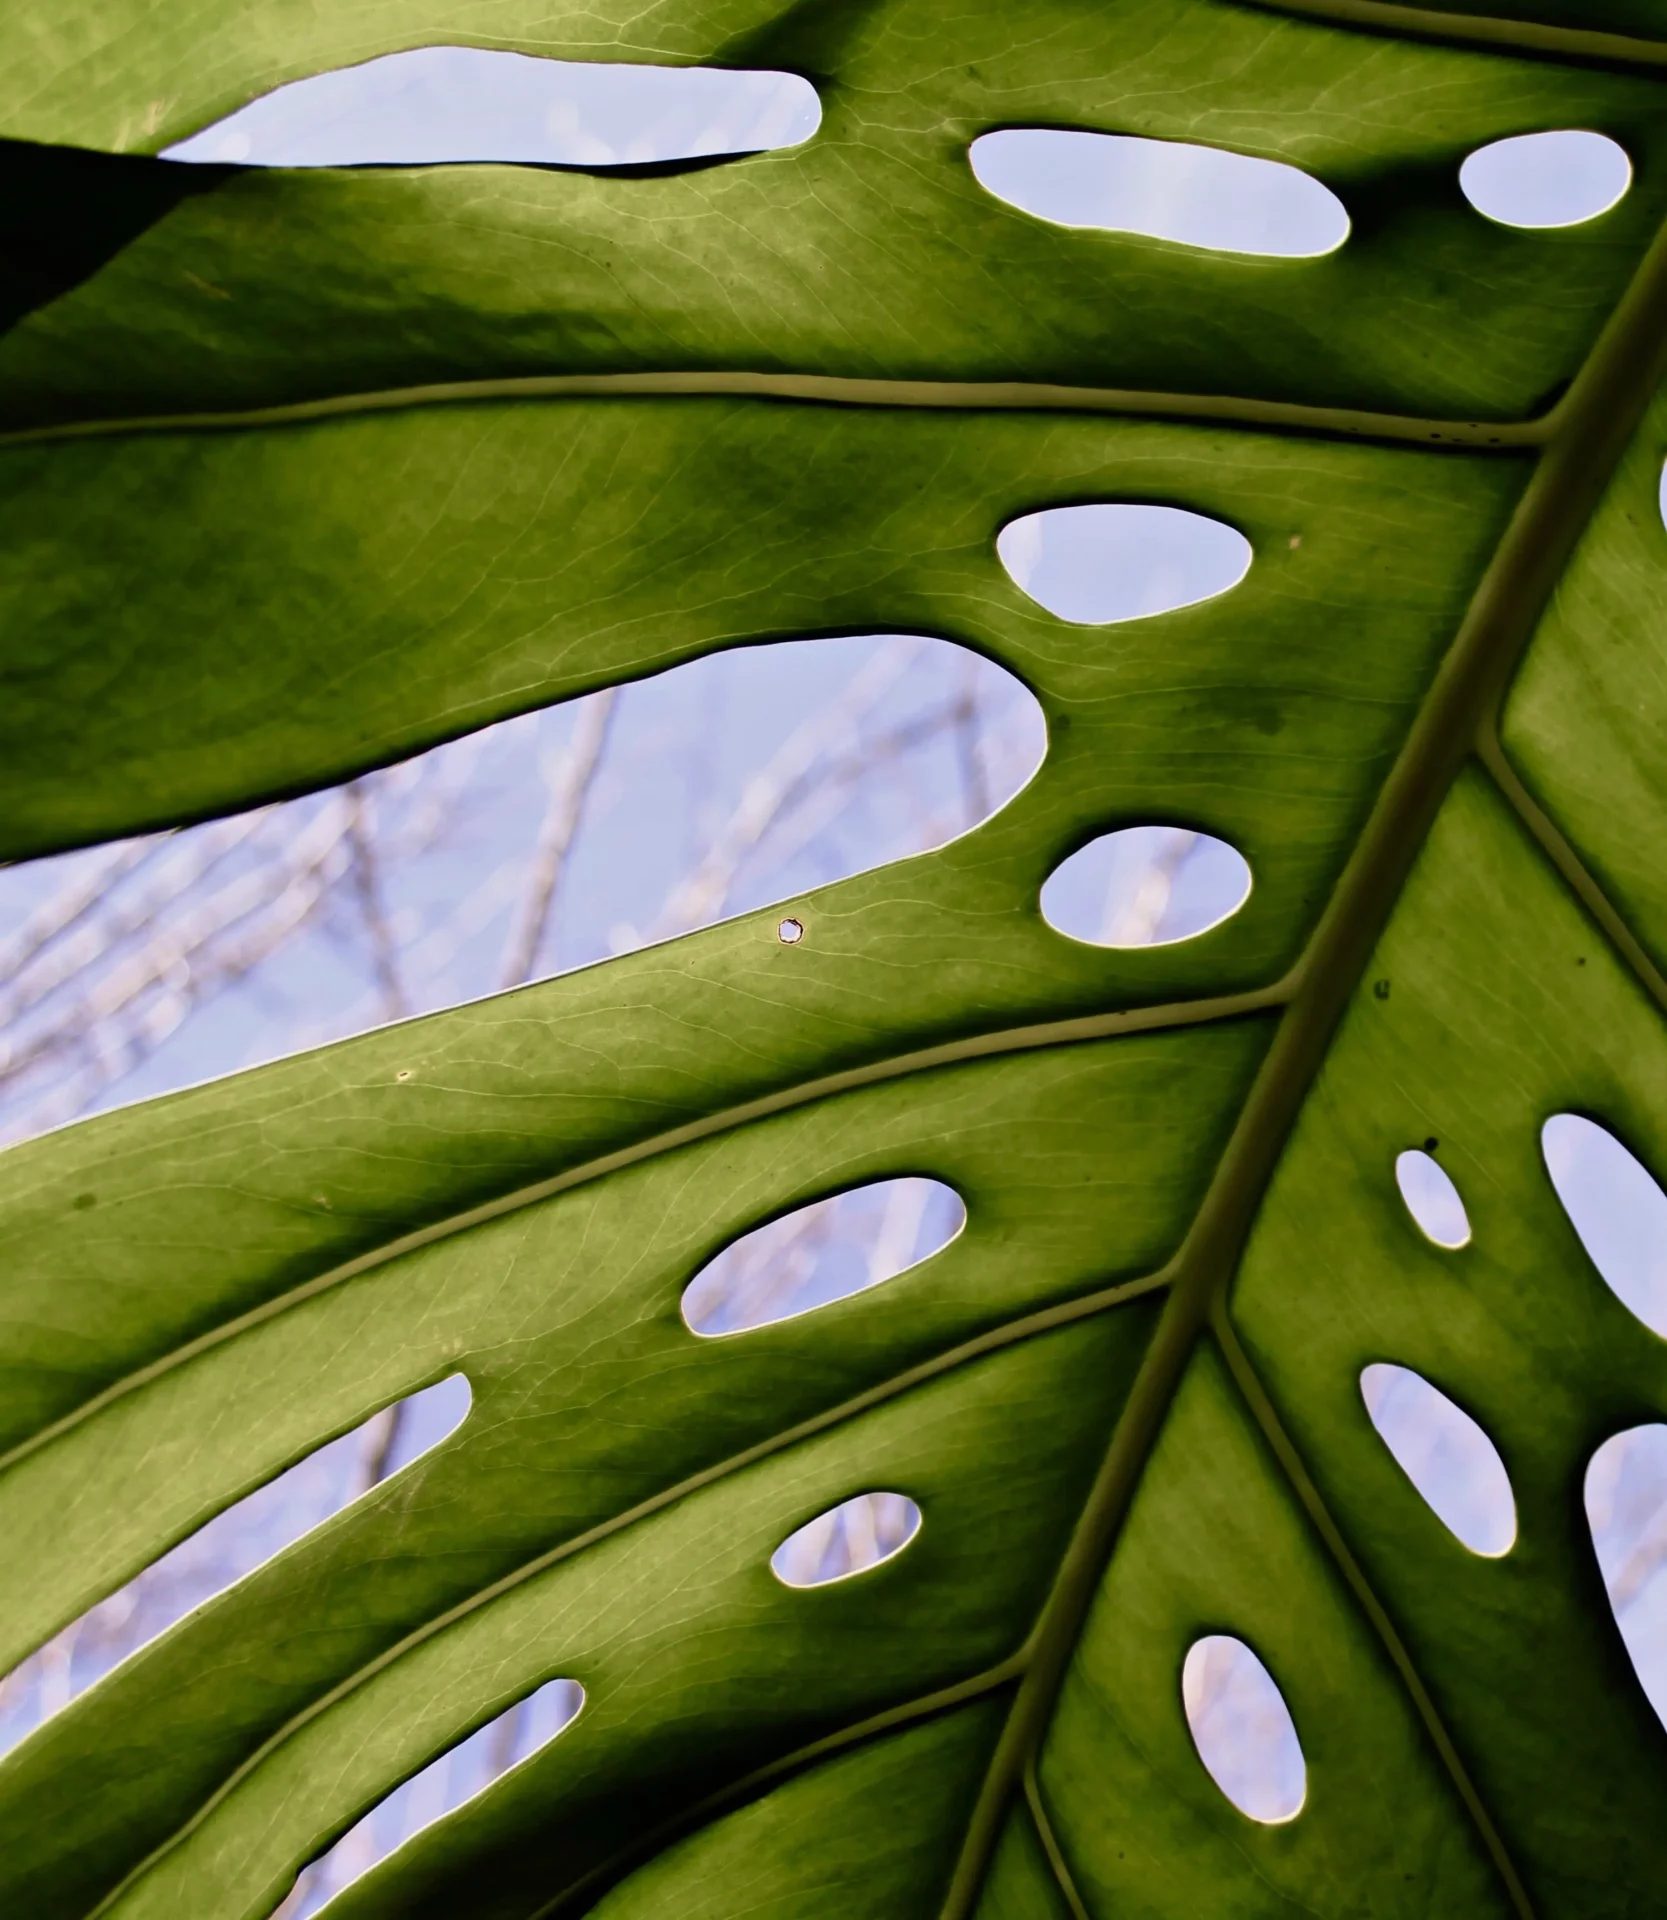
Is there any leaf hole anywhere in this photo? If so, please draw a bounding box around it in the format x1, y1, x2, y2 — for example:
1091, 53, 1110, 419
1585, 1425, 1667, 1735
277, 1678, 585, 1915
969, 131, 1348, 257
1181, 1635, 1306, 1823
997, 504, 1251, 625
1360, 1364, 1515, 1557
681, 1177, 965, 1337
1542, 1114, 1667, 1336
1040, 828, 1251, 948
0, 635, 1043, 1135
770, 1491, 922, 1588
163, 48, 820, 168
1459, 130, 1630, 229
777, 916, 804, 944
1394, 1148, 1471, 1250
0, 1375, 470, 1756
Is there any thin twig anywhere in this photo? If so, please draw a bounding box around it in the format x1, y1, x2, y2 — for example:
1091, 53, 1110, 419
499, 690, 620, 989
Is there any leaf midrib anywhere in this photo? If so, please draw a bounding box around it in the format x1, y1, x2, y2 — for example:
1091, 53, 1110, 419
933, 175, 1667, 1920
35, 266, 1667, 1920
21, 27, 1667, 1905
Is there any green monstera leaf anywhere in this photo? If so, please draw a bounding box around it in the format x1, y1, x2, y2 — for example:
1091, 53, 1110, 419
5, 2, 1667, 1916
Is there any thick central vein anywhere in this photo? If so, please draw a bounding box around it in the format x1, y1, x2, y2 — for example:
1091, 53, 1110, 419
937, 191, 1667, 1920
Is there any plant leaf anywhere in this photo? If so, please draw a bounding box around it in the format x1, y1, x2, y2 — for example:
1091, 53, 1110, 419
4, 4, 1667, 1918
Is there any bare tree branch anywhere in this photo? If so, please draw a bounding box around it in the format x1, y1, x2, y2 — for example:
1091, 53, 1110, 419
343, 782, 409, 1019
498, 689, 620, 989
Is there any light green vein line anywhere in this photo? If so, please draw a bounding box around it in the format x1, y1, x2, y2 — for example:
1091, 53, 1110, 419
1023, 1765, 1094, 1920
0, 371, 1546, 452
79, 1281, 1147, 1920
935, 165, 1667, 1920
534, 1668, 1022, 1920
0, 982, 1288, 1485
1476, 732, 1667, 1020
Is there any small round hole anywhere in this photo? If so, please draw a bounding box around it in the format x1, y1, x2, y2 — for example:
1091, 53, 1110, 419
1459, 130, 1630, 230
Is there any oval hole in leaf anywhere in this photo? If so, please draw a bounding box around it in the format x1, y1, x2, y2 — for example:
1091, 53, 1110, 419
1542, 1114, 1667, 1336
682, 1178, 965, 1337
997, 504, 1251, 625
968, 130, 1348, 257
1585, 1425, 1667, 1734
279, 1679, 585, 1913
0, 1375, 470, 1757
163, 47, 820, 168
1459, 130, 1630, 229
1394, 1149, 1471, 1249
770, 1491, 922, 1588
1181, 1636, 1305, 1823
1041, 828, 1251, 948
1360, 1364, 1515, 1557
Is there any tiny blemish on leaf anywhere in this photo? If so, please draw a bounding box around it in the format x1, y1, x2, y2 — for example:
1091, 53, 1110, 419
1373, 978, 1391, 1000
72, 1192, 96, 1211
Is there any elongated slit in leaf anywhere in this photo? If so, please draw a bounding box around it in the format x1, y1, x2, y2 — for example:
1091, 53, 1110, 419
0, 1374, 470, 1755
276, 1678, 585, 1916
968, 131, 1348, 257
163, 48, 821, 169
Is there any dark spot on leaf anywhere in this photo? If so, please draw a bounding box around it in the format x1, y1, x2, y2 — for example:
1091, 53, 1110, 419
1373, 978, 1391, 1000
72, 1191, 96, 1211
